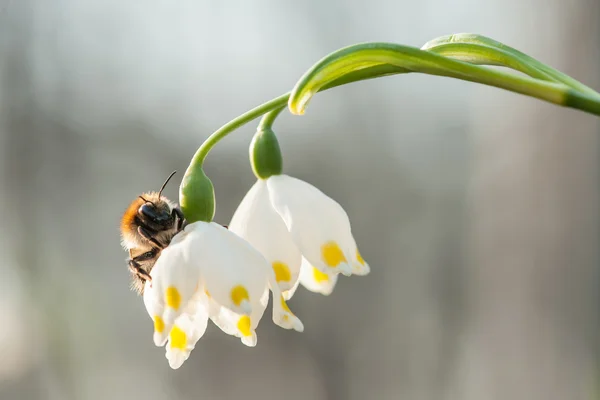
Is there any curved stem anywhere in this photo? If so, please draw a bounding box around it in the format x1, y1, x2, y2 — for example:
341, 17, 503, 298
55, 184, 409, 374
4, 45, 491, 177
187, 37, 600, 173
186, 66, 411, 170
186, 94, 289, 171
288, 43, 600, 117
258, 67, 412, 130
258, 106, 286, 130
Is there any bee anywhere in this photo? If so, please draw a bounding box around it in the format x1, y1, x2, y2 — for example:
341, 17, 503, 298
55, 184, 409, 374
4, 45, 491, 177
120, 171, 185, 295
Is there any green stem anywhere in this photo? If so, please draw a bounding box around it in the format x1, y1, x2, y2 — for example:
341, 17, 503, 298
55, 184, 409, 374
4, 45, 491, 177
187, 38, 600, 173
186, 94, 289, 171
186, 65, 411, 170
258, 106, 286, 130
288, 43, 600, 117
255, 65, 402, 130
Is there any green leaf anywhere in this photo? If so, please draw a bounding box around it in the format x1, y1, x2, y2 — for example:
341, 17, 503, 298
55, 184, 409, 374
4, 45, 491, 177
288, 42, 600, 117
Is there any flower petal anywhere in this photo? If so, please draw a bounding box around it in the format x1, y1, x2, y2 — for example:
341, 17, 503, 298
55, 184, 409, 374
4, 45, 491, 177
164, 293, 209, 369
298, 257, 338, 295
282, 274, 301, 300
185, 222, 270, 317
352, 246, 371, 276
267, 175, 358, 277
208, 288, 268, 347
266, 265, 304, 333
143, 281, 168, 346
143, 231, 202, 341
229, 180, 302, 295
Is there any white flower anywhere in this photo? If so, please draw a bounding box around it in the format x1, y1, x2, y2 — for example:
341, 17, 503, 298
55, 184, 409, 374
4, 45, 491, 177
142, 221, 303, 369
229, 174, 369, 300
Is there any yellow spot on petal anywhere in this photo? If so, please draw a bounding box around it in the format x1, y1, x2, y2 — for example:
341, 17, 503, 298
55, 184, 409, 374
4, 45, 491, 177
230, 285, 249, 306
237, 316, 252, 337
280, 296, 291, 313
313, 267, 330, 283
204, 289, 211, 298
272, 261, 291, 282
356, 249, 365, 265
321, 241, 347, 268
169, 326, 187, 350
165, 287, 182, 310
154, 316, 165, 333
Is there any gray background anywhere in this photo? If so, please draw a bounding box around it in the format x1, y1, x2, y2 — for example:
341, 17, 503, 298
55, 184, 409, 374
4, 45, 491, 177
0, 0, 598, 399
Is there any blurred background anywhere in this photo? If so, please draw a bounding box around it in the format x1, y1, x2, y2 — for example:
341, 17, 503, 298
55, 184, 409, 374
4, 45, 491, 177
1, 0, 599, 399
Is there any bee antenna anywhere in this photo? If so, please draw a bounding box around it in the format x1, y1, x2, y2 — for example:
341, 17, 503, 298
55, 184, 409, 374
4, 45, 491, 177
158, 170, 177, 199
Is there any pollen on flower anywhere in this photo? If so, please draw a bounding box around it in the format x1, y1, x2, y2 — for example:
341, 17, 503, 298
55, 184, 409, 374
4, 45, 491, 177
237, 316, 252, 337
356, 249, 365, 265
312, 267, 330, 283
230, 285, 250, 306
169, 325, 187, 350
321, 241, 347, 268
166, 286, 182, 310
154, 315, 165, 333
272, 261, 292, 282
204, 289, 211, 298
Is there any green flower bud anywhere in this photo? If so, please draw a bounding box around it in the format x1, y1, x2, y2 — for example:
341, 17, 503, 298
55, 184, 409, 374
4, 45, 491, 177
178, 167, 215, 223
250, 127, 283, 180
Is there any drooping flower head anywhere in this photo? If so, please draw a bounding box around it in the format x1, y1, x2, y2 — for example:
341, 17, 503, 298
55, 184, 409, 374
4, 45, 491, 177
229, 125, 370, 301
143, 221, 303, 369
140, 102, 369, 370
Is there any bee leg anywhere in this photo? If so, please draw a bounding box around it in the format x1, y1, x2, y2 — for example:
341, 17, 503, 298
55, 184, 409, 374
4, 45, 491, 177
137, 226, 165, 249
128, 259, 152, 283
172, 208, 185, 230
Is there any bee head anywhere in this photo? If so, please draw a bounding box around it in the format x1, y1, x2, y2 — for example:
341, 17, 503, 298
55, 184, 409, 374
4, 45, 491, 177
138, 199, 172, 226
136, 171, 178, 228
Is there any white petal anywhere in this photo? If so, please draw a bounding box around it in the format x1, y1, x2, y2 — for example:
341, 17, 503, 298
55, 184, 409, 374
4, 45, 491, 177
142, 281, 168, 346
282, 275, 301, 300
267, 175, 359, 277
182, 290, 210, 341
266, 265, 304, 333
208, 288, 268, 347
340, 234, 371, 276
164, 295, 209, 369
185, 222, 270, 317
299, 257, 339, 295
351, 243, 371, 276
229, 180, 303, 295
143, 233, 202, 341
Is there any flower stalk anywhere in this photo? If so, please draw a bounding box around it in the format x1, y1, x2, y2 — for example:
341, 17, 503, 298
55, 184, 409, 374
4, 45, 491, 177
179, 33, 600, 222
250, 108, 285, 179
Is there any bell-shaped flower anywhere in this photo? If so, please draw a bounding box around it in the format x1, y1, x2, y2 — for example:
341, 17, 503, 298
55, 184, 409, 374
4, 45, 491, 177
229, 174, 370, 300
142, 221, 303, 369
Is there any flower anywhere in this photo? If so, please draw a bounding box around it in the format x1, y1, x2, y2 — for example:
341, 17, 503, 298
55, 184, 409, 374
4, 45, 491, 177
229, 174, 370, 300
142, 221, 303, 369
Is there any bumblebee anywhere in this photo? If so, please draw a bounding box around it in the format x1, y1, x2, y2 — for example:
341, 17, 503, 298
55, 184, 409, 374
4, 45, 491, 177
120, 171, 184, 294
